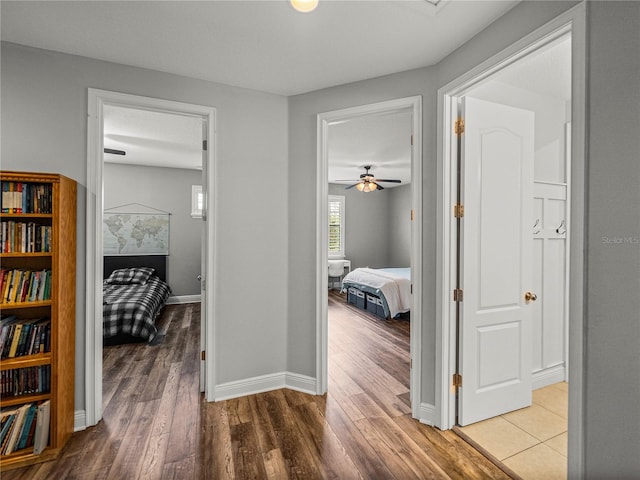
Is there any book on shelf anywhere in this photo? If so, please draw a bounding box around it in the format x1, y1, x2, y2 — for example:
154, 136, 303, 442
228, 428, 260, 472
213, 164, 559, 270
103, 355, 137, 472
0, 269, 51, 305
0, 221, 52, 253
0, 401, 47, 456
32, 400, 50, 455
1, 365, 51, 397
0, 182, 52, 215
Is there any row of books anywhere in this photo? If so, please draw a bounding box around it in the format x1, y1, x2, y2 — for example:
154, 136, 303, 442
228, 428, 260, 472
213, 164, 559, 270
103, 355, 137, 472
0, 316, 51, 359
0, 400, 50, 456
0, 269, 51, 304
1, 221, 52, 254
1, 365, 51, 397
0, 182, 52, 214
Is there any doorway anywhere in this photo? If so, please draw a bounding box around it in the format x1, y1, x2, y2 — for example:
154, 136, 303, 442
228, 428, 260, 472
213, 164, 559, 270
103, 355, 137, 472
86, 89, 217, 427
436, 4, 586, 478
316, 96, 422, 417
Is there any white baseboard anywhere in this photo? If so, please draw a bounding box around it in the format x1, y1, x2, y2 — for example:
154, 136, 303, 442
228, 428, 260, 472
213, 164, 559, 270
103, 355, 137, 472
417, 403, 437, 426
285, 372, 317, 395
74, 410, 87, 432
533, 364, 566, 390
166, 294, 201, 305
215, 372, 317, 401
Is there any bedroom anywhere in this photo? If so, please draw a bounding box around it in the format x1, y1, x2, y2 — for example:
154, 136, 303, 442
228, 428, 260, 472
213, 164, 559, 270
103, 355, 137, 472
101, 104, 204, 389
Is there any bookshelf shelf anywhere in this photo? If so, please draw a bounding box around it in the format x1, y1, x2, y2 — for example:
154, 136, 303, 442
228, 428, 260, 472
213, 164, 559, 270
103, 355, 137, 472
0, 353, 52, 371
0, 253, 53, 258
0, 301, 53, 310
0, 171, 76, 471
0, 214, 53, 220
0, 394, 51, 409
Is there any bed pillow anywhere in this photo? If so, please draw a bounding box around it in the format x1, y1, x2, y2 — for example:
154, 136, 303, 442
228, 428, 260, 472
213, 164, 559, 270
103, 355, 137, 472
105, 267, 155, 285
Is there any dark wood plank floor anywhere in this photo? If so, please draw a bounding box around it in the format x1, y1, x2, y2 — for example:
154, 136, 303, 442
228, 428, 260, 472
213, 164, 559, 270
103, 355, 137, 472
2, 295, 511, 479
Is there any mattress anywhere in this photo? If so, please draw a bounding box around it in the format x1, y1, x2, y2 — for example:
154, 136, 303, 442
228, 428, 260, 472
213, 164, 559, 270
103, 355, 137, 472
342, 267, 411, 318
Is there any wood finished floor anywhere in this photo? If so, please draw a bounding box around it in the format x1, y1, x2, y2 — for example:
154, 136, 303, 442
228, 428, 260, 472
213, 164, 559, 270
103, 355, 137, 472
2, 294, 511, 479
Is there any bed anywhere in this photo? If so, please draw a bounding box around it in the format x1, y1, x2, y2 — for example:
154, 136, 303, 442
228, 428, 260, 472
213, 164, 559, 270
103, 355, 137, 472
103, 255, 171, 345
341, 267, 411, 319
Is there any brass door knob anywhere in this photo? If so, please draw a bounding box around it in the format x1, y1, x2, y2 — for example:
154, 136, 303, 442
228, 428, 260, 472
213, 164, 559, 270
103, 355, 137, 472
524, 291, 538, 303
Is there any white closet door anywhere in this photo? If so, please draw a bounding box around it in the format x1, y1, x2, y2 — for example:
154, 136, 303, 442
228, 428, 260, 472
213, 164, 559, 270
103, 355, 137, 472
459, 97, 535, 426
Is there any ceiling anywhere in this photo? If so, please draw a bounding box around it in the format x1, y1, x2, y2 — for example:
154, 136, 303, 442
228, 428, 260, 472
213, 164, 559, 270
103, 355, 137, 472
1, 0, 519, 97
328, 109, 413, 188
103, 106, 204, 170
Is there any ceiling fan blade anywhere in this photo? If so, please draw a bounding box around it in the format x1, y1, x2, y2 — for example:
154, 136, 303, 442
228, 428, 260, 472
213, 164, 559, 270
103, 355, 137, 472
374, 179, 402, 183
375, 183, 385, 190
345, 183, 360, 190
104, 148, 126, 155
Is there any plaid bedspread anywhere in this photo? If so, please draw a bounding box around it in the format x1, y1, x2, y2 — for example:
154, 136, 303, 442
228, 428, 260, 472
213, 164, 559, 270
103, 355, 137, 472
103, 276, 171, 342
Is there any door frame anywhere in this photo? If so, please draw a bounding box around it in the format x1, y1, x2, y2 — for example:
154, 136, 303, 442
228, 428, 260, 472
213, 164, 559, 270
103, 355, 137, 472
86, 89, 217, 427
435, 3, 586, 476
316, 96, 423, 418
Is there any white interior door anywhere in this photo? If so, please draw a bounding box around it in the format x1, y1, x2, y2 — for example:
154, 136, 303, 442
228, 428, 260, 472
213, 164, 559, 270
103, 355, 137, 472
459, 96, 535, 426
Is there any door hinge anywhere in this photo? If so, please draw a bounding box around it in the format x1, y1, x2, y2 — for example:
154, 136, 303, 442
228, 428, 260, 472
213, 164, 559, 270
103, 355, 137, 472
411, 284, 413, 295
203, 139, 208, 151
411, 209, 414, 221
411, 134, 414, 146
453, 288, 463, 302
201, 351, 206, 361
452, 373, 462, 388
454, 204, 464, 218
454, 118, 465, 136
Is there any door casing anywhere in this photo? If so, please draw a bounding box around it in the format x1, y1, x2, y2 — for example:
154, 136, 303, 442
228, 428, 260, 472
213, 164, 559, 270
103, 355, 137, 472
435, 3, 586, 477
316, 96, 423, 419
86, 89, 217, 427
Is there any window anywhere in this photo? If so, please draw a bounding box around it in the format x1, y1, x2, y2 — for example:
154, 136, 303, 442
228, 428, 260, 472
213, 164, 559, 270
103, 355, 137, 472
328, 195, 345, 258
191, 185, 203, 218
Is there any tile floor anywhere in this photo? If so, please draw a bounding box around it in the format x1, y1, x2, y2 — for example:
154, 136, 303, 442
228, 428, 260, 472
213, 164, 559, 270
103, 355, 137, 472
459, 382, 568, 480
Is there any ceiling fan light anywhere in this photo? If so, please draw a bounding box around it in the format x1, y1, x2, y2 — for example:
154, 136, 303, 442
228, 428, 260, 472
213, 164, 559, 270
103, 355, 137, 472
290, 0, 318, 13
356, 182, 365, 192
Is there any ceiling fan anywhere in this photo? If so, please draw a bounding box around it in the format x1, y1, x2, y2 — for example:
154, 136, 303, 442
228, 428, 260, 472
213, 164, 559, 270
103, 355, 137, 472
336, 165, 401, 192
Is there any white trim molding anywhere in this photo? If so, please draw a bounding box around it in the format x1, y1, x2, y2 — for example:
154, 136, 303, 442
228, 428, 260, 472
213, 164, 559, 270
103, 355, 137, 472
215, 372, 316, 401
86, 89, 217, 426
316, 96, 423, 418
74, 410, 87, 432
166, 294, 202, 305
418, 403, 437, 427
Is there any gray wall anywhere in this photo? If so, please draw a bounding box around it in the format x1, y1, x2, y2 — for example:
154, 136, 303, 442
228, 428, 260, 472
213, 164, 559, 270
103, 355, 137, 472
388, 184, 411, 267
327, 183, 410, 270
1, 42, 289, 409
585, 2, 640, 476
328, 183, 390, 269
104, 163, 202, 296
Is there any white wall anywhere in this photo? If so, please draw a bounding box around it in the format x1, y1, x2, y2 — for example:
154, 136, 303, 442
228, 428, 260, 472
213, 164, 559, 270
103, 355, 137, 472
103, 163, 202, 296
1, 42, 289, 409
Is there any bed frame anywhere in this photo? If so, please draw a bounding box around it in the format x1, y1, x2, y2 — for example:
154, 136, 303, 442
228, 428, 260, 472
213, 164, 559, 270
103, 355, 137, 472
104, 255, 167, 282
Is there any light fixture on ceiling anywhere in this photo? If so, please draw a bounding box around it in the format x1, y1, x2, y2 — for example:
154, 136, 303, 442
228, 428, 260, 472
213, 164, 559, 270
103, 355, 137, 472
290, 0, 318, 13
356, 181, 378, 193
336, 165, 402, 193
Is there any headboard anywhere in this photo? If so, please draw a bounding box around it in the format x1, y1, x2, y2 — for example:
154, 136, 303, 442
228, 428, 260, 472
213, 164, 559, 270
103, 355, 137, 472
103, 255, 167, 282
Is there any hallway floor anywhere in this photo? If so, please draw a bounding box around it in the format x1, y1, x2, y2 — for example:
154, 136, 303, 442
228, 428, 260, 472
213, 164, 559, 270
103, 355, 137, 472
459, 382, 568, 480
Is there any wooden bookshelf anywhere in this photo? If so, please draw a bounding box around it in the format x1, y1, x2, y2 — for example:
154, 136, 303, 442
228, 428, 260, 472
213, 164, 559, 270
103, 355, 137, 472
0, 171, 76, 471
